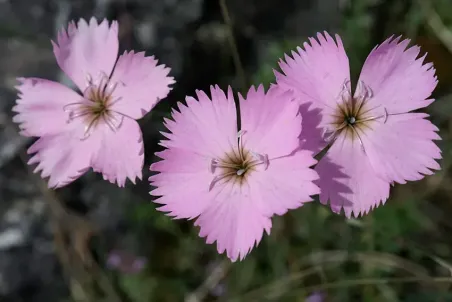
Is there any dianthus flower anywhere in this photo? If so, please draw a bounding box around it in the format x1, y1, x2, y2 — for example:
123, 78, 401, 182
149, 85, 319, 261
276, 33, 441, 217
13, 18, 174, 188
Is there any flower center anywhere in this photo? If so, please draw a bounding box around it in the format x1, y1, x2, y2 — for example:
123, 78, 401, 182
347, 116, 356, 125
63, 73, 124, 140
323, 80, 389, 151
208, 130, 269, 191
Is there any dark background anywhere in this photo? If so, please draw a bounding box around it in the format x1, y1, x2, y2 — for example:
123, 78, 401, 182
0, 0, 452, 301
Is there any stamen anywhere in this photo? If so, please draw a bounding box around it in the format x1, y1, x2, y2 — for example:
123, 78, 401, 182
63, 73, 128, 139
103, 113, 124, 133
353, 80, 374, 116
210, 159, 241, 170
85, 74, 93, 87
83, 84, 97, 101
340, 88, 351, 105
237, 130, 247, 161
354, 107, 389, 124
209, 171, 236, 191
363, 81, 373, 98
337, 79, 351, 104
210, 159, 218, 173
81, 118, 98, 140
105, 81, 118, 98
350, 126, 365, 153
99, 74, 108, 90
63, 103, 92, 123
108, 97, 123, 107
237, 130, 247, 138
67, 109, 92, 122
250, 151, 270, 170
63, 102, 86, 112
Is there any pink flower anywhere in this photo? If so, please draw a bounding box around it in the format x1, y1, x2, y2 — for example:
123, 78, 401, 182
13, 18, 174, 188
275, 33, 441, 217
149, 85, 319, 261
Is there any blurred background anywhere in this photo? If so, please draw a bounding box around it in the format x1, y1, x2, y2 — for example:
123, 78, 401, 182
0, 0, 451, 301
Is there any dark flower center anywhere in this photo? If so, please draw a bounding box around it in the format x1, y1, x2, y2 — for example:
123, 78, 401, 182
62, 73, 125, 139
208, 131, 269, 190
346, 116, 356, 125
324, 80, 389, 151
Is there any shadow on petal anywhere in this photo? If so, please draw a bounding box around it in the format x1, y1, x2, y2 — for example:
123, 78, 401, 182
298, 102, 327, 156
315, 155, 354, 215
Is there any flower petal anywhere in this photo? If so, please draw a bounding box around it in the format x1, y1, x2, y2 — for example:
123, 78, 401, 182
316, 135, 390, 217
249, 150, 320, 217
160, 85, 237, 157
109, 51, 175, 119
27, 130, 101, 188
362, 113, 441, 184
357, 36, 438, 113
275, 32, 350, 113
52, 18, 119, 91
149, 148, 213, 219
239, 85, 301, 157
194, 183, 272, 262
91, 118, 144, 187
12, 78, 82, 137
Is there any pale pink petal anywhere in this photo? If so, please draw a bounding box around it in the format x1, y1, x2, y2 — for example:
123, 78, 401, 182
52, 18, 119, 91
149, 148, 212, 219
160, 85, 237, 157
91, 118, 144, 187
27, 129, 101, 188
361, 113, 441, 184
249, 150, 320, 217
357, 36, 438, 113
109, 51, 175, 119
12, 78, 82, 137
268, 84, 327, 155
239, 85, 301, 157
316, 134, 390, 217
194, 183, 272, 262
275, 32, 350, 113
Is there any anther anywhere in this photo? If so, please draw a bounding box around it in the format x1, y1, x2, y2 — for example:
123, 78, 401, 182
237, 130, 247, 138
85, 74, 93, 87
250, 151, 270, 170
383, 107, 388, 123
209, 159, 218, 173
